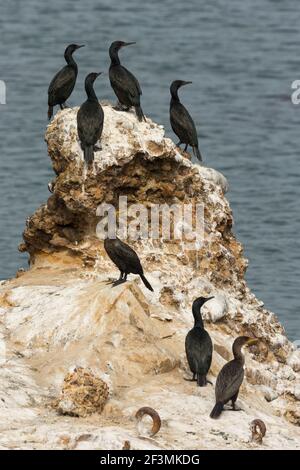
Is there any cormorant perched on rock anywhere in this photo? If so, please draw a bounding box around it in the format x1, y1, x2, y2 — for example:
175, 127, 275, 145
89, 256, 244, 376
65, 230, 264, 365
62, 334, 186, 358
109, 41, 146, 122
185, 296, 214, 386
77, 72, 104, 165
210, 336, 258, 419
48, 44, 84, 120
170, 80, 202, 161
104, 237, 153, 291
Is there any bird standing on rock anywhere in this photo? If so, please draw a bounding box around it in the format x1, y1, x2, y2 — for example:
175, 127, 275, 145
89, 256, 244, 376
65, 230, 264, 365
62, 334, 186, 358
170, 80, 202, 161
77, 73, 104, 165
185, 296, 214, 386
210, 336, 259, 419
104, 237, 153, 291
48, 44, 84, 120
109, 41, 146, 122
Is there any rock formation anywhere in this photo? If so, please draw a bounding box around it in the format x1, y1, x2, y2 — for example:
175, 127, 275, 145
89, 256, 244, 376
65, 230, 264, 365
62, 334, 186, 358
0, 104, 299, 449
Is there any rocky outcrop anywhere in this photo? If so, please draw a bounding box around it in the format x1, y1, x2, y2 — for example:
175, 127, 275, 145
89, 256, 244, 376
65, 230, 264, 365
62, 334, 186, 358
0, 104, 299, 450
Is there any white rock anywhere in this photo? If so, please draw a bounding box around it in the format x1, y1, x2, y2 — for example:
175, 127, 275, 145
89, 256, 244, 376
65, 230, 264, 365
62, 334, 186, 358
203, 294, 228, 322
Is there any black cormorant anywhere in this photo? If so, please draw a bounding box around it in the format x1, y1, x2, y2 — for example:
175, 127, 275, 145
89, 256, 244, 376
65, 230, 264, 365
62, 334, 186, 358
210, 336, 258, 419
170, 80, 202, 161
109, 41, 145, 122
77, 72, 104, 165
104, 237, 153, 291
185, 296, 214, 386
48, 44, 84, 120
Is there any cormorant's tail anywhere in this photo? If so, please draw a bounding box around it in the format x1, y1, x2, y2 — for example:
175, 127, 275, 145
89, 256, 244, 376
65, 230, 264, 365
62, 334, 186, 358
197, 374, 207, 387
135, 105, 146, 122
210, 402, 223, 419
140, 274, 153, 292
48, 106, 53, 120
84, 146, 94, 165
193, 146, 202, 162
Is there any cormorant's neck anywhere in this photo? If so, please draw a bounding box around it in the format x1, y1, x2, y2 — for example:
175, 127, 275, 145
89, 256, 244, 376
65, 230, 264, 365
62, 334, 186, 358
232, 344, 245, 364
170, 88, 180, 103
64, 51, 77, 68
85, 81, 98, 102
110, 48, 121, 66
192, 302, 204, 329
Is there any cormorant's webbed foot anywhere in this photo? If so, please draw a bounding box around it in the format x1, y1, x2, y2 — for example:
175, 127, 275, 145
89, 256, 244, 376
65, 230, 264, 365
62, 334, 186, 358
231, 404, 243, 412
110, 272, 127, 287
94, 144, 102, 152
183, 373, 196, 382
112, 278, 127, 288
113, 102, 130, 112
106, 271, 124, 285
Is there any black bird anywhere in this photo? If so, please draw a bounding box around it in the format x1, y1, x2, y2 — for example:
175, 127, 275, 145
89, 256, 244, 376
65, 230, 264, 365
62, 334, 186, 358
104, 237, 153, 291
185, 296, 214, 386
170, 80, 202, 161
77, 72, 104, 165
210, 336, 258, 419
48, 44, 84, 120
109, 41, 145, 122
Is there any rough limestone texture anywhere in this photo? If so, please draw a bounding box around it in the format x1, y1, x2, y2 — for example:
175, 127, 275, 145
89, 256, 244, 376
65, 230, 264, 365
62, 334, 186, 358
55, 367, 109, 417
0, 104, 299, 450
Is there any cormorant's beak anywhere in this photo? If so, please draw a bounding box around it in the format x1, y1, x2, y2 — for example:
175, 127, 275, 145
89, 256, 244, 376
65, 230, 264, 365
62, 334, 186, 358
96, 72, 102, 77
182, 81, 192, 86
246, 338, 259, 346
77, 45, 85, 49
123, 42, 136, 47
204, 296, 214, 303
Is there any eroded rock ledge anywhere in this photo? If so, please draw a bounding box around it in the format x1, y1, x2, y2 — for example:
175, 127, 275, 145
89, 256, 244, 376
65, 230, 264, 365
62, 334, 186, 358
0, 104, 298, 450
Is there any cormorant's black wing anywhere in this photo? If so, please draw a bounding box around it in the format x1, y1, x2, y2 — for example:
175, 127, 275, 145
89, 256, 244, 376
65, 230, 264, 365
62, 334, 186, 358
77, 101, 104, 146
111, 66, 141, 103
48, 65, 76, 104
215, 360, 244, 404
170, 102, 198, 146
185, 329, 213, 374
110, 239, 143, 274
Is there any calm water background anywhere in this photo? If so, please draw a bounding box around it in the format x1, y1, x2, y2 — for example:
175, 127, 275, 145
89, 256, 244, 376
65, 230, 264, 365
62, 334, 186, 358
0, 0, 299, 340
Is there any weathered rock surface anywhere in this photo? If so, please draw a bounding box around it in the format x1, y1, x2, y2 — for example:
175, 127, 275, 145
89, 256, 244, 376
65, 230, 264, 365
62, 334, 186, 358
0, 104, 299, 449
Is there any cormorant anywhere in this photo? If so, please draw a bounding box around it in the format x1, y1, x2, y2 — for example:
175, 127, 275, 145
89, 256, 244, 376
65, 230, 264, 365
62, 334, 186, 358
104, 237, 153, 291
77, 72, 104, 165
170, 80, 202, 161
109, 41, 146, 122
210, 336, 258, 419
48, 44, 84, 120
185, 296, 214, 386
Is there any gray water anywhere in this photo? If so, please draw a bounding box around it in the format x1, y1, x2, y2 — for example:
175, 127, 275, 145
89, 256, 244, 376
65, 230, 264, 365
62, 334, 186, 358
0, 0, 299, 340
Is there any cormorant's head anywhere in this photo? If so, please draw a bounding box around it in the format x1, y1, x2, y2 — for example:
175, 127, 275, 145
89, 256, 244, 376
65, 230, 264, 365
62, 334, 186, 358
193, 296, 214, 309
109, 41, 136, 54
192, 296, 214, 323
65, 44, 85, 56
170, 80, 192, 95
85, 72, 102, 85
233, 336, 259, 352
